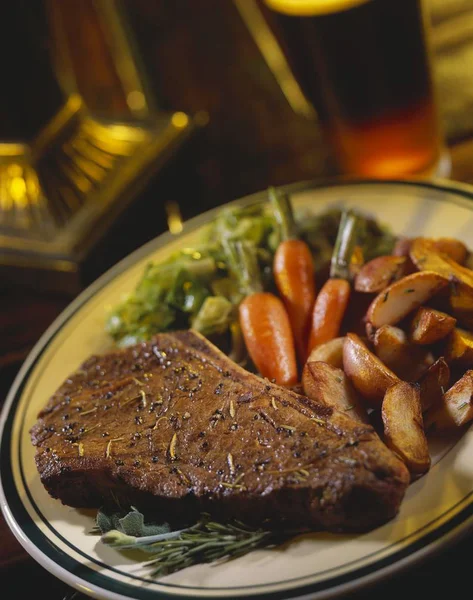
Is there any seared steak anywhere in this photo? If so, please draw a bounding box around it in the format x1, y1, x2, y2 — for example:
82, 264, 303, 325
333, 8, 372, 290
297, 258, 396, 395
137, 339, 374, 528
31, 330, 409, 532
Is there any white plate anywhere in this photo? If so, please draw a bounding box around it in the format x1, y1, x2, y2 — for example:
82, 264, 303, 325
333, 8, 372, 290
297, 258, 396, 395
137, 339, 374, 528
3, 179, 473, 600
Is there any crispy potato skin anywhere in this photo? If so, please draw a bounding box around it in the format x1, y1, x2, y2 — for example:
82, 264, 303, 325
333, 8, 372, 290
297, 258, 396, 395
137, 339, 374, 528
434, 238, 468, 265
302, 360, 369, 423
382, 382, 430, 476
425, 370, 473, 432
410, 307, 456, 345
445, 328, 473, 367
355, 256, 408, 294
306, 337, 345, 369
374, 325, 433, 381
393, 237, 412, 257
366, 271, 448, 330
343, 333, 399, 406
417, 358, 450, 413
410, 238, 473, 328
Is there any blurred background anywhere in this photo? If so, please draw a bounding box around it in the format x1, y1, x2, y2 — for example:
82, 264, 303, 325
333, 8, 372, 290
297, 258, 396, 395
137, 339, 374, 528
3, 0, 473, 590
2, 0, 473, 290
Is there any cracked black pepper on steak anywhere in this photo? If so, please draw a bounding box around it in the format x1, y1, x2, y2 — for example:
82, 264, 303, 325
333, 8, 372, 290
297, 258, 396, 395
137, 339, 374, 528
31, 330, 409, 532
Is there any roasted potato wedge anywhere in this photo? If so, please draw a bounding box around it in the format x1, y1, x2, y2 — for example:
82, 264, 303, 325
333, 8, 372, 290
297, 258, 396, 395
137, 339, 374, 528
343, 333, 399, 406
417, 357, 450, 412
393, 237, 412, 257
374, 325, 433, 380
410, 306, 456, 345
382, 381, 430, 475
410, 238, 473, 283
410, 237, 473, 327
366, 271, 448, 330
445, 328, 473, 366
425, 370, 473, 432
354, 256, 408, 293
306, 337, 345, 369
390, 236, 466, 269
434, 238, 468, 265
302, 361, 369, 423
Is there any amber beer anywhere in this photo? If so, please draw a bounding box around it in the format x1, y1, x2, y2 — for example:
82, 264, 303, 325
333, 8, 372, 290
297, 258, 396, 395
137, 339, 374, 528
264, 0, 444, 178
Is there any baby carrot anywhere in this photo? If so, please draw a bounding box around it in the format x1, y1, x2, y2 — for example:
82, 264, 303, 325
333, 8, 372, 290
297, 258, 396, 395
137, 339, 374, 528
308, 209, 359, 353
308, 278, 351, 352
270, 187, 316, 364
226, 239, 298, 386
274, 239, 315, 363
240, 292, 298, 386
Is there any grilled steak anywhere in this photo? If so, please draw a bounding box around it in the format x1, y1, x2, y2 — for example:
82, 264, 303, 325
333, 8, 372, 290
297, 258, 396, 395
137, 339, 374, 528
31, 330, 409, 532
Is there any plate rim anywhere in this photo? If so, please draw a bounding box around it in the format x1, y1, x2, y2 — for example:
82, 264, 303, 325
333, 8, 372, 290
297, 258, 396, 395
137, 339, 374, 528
3, 177, 473, 600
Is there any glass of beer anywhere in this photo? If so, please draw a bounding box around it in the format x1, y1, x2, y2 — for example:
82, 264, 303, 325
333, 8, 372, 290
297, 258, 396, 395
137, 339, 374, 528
262, 0, 449, 179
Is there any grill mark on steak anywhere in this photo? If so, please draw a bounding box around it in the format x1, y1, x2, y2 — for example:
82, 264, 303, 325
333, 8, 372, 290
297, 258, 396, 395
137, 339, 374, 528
31, 330, 409, 532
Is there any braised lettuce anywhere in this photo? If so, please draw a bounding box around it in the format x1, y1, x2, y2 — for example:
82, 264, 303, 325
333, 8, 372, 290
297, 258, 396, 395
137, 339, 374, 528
106, 201, 394, 349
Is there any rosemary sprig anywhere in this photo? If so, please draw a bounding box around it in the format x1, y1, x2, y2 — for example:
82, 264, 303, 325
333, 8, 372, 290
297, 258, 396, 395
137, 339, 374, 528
149, 518, 272, 577
100, 512, 275, 577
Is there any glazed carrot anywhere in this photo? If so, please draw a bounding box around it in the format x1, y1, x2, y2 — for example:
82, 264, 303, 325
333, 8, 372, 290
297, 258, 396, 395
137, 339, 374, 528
225, 239, 298, 386
274, 239, 315, 363
307, 209, 359, 353
239, 292, 298, 386
308, 278, 351, 352
270, 187, 316, 363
